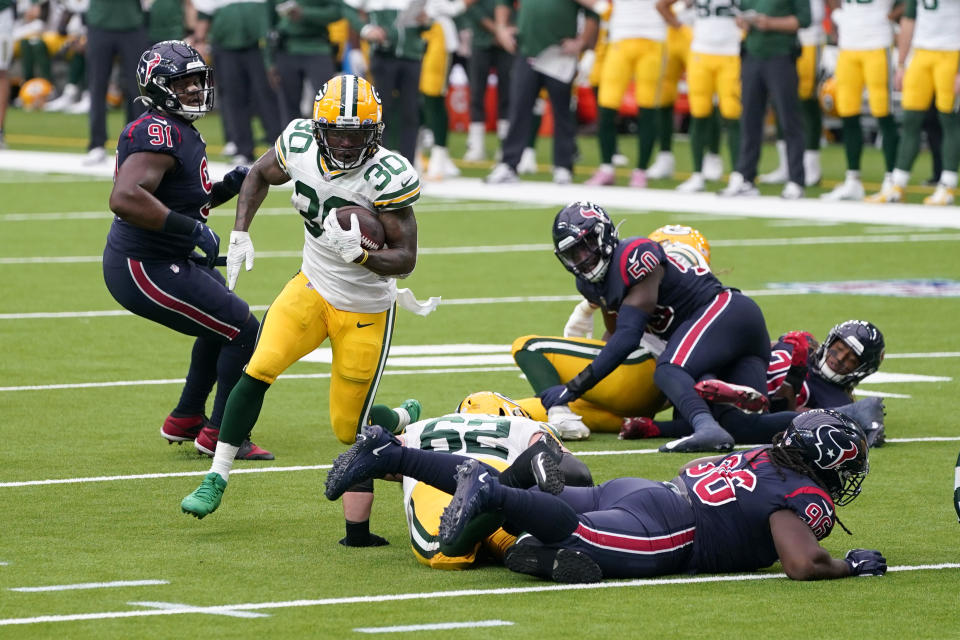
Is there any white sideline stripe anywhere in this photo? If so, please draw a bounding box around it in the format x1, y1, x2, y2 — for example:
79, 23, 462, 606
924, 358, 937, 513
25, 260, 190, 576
10, 580, 168, 592
5, 233, 960, 266
0, 357, 950, 392
1, 436, 956, 489
131, 601, 269, 618
3, 150, 960, 228
0, 366, 520, 392
355, 620, 513, 633
0, 202, 546, 221
1, 564, 958, 627
0, 465, 330, 488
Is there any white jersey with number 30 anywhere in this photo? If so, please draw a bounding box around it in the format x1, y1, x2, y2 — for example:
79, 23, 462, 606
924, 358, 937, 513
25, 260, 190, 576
273, 119, 421, 313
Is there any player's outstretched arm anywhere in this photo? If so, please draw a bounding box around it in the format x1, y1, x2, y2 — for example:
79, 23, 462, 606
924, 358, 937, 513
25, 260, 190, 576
770, 510, 885, 580
362, 205, 418, 277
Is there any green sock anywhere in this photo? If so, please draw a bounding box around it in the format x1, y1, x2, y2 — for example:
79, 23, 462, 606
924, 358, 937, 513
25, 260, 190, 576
636, 108, 657, 168
802, 98, 822, 150
938, 111, 960, 172
367, 404, 401, 432
19, 40, 35, 79
724, 118, 740, 170
218, 373, 270, 446
878, 115, 899, 173
68, 53, 86, 85
895, 110, 926, 172
707, 109, 722, 154
658, 105, 674, 151
690, 116, 708, 172
842, 116, 863, 172
513, 349, 563, 392
597, 107, 617, 164
422, 95, 448, 147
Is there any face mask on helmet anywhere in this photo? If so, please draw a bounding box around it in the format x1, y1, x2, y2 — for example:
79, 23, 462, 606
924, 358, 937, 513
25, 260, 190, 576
552, 201, 618, 283
312, 74, 384, 171
648, 224, 711, 266
813, 320, 884, 387
780, 409, 869, 506
457, 391, 530, 418
136, 40, 214, 122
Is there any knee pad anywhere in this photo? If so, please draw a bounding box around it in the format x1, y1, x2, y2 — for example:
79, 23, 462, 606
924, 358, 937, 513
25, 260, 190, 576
560, 453, 594, 487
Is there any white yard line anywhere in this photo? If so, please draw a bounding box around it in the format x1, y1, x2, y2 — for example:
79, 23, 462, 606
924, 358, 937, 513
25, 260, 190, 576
1, 436, 956, 489
4, 233, 960, 267
10, 580, 169, 592
0, 564, 957, 626
354, 620, 514, 633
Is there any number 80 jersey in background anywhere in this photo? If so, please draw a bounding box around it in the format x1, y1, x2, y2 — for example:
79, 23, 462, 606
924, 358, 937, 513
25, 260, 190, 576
274, 118, 421, 314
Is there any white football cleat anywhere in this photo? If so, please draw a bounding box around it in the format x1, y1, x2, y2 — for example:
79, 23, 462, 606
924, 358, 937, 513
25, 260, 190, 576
923, 184, 955, 206
803, 150, 821, 187
719, 171, 759, 197
484, 162, 519, 184
702, 153, 724, 181
552, 167, 573, 185
821, 177, 865, 201
612, 152, 629, 167
645, 151, 675, 179
516, 147, 538, 174
676, 172, 706, 193
864, 184, 904, 203
547, 405, 590, 441
781, 181, 804, 199
82, 146, 106, 165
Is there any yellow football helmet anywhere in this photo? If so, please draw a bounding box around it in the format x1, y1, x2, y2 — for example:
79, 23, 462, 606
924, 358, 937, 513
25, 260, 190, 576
312, 74, 384, 170
19, 77, 54, 111
819, 76, 838, 119
648, 224, 711, 266
456, 391, 530, 418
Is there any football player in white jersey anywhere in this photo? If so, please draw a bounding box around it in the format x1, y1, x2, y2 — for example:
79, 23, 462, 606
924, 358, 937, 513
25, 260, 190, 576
662, 0, 744, 193
821, 0, 900, 201
585, 0, 669, 187
867, 0, 960, 205
181, 74, 427, 547
324, 391, 592, 570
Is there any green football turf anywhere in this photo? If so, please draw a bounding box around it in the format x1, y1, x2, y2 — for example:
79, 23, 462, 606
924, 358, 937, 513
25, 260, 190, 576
1, 111, 959, 638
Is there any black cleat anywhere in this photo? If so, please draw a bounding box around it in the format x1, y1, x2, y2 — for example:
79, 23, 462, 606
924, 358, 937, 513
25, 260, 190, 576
324, 425, 400, 500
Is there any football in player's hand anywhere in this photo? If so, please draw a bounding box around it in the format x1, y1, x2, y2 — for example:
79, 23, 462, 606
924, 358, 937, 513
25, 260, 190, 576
335, 205, 385, 251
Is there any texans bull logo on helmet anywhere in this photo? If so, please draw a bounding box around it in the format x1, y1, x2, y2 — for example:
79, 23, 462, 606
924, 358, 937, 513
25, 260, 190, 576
809, 424, 861, 470
138, 52, 163, 87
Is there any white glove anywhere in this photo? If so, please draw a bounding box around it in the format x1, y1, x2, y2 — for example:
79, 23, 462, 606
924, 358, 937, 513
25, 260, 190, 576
563, 299, 597, 338
348, 48, 368, 77
226, 230, 254, 290
322, 209, 364, 263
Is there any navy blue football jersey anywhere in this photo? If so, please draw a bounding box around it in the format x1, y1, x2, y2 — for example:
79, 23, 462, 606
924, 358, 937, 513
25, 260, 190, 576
107, 109, 214, 259
576, 237, 724, 340
681, 448, 836, 573
767, 339, 854, 409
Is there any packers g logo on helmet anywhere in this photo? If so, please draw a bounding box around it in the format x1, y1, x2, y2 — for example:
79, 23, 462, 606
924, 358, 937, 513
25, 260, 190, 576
457, 392, 530, 418
648, 224, 711, 266
312, 74, 384, 171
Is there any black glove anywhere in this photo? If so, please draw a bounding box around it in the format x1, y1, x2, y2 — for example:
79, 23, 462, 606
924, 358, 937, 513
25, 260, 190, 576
190, 221, 220, 268
845, 548, 887, 576
221, 165, 250, 194
538, 384, 573, 410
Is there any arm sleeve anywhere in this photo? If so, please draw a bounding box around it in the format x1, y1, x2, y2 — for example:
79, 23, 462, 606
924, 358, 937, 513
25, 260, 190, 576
567, 304, 650, 396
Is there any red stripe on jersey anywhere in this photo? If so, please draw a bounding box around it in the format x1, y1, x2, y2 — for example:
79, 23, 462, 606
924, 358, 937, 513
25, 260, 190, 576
573, 522, 696, 555
669, 290, 732, 367
784, 485, 835, 509
127, 258, 240, 340
126, 115, 155, 140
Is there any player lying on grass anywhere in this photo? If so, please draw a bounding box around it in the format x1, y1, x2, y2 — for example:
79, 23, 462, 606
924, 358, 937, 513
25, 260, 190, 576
437, 409, 886, 584
621, 320, 887, 447
325, 392, 593, 569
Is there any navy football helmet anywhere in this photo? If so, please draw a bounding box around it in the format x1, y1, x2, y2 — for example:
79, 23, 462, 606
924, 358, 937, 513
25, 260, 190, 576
780, 409, 869, 506
813, 320, 885, 387
136, 40, 213, 122
552, 201, 618, 283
